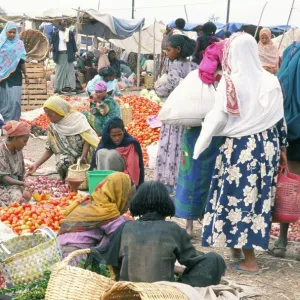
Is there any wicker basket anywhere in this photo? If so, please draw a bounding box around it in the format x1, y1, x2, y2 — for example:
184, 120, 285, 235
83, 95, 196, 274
101, 282, 188, 300
118, 99, 132, 126
0, 227, 62, 286
144, 74, 154, 89
68, 162, 90, 190
45, 249, 114, 300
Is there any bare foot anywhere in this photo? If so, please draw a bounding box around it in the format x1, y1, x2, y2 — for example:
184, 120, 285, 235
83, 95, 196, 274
236, 260, 259, 273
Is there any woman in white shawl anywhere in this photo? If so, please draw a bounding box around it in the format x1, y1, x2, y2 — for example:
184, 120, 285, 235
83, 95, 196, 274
194, 33, 287, 274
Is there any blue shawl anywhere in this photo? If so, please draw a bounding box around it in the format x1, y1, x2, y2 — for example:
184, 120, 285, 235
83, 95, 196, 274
0, 22, 26, 82
90, 117, 145, 186
278, 42, 300, 140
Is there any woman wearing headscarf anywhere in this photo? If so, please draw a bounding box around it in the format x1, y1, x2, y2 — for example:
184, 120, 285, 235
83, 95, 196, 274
192, 22, 220, 65
0, 22, 28, 123
270, 41, 300, 258
108, 50, 121, 79
193, 33, 287, 274
174, 39, 226, 236
57, 172, 135, 263
0, 121, 31, 207
258, 28, 280, 74
90, 117, 144, 187
26, 96, 99, 180
86, 66, 121, 97
82, 81, 121, 136
155, 35, 197, 194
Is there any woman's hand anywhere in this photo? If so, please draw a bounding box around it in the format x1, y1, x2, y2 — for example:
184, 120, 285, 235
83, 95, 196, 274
24, 74, 30, 85
79, 156, 87, 164
280, 148, 287, 166
25, 163, 38, 177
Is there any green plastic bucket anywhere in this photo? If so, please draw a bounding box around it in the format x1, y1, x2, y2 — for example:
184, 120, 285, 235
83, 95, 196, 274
87, 170, 115, 194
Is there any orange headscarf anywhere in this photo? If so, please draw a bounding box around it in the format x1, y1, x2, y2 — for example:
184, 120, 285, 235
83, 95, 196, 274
3, 121, 30, 137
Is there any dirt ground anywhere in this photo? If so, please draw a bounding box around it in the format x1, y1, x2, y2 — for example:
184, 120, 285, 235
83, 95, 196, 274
23, 131, 300, 300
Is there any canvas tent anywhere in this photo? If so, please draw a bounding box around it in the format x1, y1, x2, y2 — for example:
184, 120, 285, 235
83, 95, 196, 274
272, 28, 300, 55
109, 21, 165, 54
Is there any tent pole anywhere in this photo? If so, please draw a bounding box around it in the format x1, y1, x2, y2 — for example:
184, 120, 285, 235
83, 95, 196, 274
132, 0, 135, 19
226, 0, 230, 31
184, 5, 189, 22
153, 19, 156, 80
76, 7, 80, 54
278, 0, 296, 50
254, 1, 268, 40
137, 25, 142, 90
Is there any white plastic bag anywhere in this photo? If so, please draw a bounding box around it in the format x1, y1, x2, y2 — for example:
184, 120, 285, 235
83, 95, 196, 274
158, 69, 215, 126
0, 222, 17, 243
147, 142, 159, 169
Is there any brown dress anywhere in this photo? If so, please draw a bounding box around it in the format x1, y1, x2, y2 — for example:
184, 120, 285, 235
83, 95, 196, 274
0, 142, 25, 207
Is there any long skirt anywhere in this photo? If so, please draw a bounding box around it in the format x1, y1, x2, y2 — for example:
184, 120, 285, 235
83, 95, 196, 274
55, 53, 76, 91
0, 82, 22, 122
155, 124, 184, 187
174, 127, 225, 220
202, 123, 285, 250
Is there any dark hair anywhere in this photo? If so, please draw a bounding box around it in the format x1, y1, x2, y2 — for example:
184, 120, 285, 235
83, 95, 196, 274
193, 25, 203, 32
108, 117, 125, 133
175, 18, 186, 30
202, 22, 217, 36
167, 34, 197, 58
225, 31, 231, 38
108, 50, 116, 58
99, 66, 116, 77
129, 181, 175, 217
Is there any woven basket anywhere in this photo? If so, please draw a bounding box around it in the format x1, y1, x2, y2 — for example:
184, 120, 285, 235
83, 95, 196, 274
273, 166, 300, 223
45, 249, 114, 300
144, 75, 154, 89
118, 99, 132, 126
101, 282, 188, 300
68, 162, 90, 190
20, 29, 49, 62
0, 227, 62, 286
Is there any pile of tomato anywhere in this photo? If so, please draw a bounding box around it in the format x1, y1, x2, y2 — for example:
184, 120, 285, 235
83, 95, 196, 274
0, 193, 83, 235
117, 95, 162, 166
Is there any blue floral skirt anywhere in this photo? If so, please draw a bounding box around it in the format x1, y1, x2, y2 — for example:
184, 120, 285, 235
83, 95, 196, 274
202, 124, 284, 250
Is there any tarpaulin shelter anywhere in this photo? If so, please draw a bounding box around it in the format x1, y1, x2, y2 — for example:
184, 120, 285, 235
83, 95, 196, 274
109, 21, 165, 55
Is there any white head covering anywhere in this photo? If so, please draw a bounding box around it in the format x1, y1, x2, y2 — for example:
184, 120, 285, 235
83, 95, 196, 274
193, 33, 284, 159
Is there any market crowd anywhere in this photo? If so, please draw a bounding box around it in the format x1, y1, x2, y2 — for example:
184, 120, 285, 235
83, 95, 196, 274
0, 16, 300, 290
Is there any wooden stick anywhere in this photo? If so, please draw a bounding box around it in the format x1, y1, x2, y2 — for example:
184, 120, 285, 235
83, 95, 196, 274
254, 1, 269, 39
278, 0, 296, 50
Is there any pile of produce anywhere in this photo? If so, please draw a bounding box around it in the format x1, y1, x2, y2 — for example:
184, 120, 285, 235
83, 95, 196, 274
271, 221, 300, 242
117, 95, 162, 166
0, 193, 83, 235
140, 89, 163, 106
26, 177, 69, 198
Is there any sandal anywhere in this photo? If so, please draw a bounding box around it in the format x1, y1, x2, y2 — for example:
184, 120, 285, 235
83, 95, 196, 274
232, 263, 261, 275
268, 246, 287, 258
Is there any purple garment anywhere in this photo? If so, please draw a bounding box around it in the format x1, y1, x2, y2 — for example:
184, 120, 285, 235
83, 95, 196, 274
199, 41, 225, 85
155, 60, 198, 187
58, 215, 128, 264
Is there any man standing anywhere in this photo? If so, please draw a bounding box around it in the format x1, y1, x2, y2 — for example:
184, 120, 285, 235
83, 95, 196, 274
51, 20, 77, 94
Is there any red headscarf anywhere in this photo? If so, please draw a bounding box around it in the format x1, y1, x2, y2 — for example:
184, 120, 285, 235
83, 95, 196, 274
3, 121, 30, 137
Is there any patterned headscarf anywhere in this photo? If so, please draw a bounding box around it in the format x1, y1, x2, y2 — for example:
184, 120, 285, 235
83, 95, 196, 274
95, 80, 108, 92
3, 121, 30, 137
0, 22, 26, 82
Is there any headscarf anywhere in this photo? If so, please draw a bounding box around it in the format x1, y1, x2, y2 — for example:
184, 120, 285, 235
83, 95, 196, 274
59, 172, 131, 233
258, 28, 279, 69
0, 22, 26, 82
193, 33, 284, 158
278, 42, 300, 141
44, 96, 99, 147
3, 121, 30, 137
95, 80, 108, 92
90, 117, 145, 186
99, 66, 116, 77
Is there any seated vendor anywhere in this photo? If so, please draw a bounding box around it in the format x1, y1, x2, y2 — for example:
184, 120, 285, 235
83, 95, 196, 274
76, 52, 98, 84
82, 81, 121, 136
57, 172, 135, 264
87, 181, 226, 287
0, 121, 31, 207
26, 96, 99, 180
90, 117, 144, 187
86, 66, 121, 98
